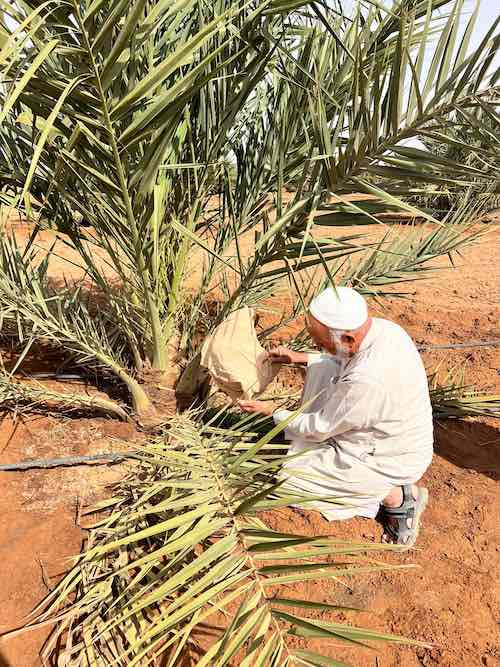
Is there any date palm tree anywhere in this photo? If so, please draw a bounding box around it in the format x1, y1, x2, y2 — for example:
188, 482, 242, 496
0, 0, 498, 418
0, 1, 499, 664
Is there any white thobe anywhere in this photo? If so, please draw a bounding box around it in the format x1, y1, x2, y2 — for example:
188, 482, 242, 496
273, 318, 434, 520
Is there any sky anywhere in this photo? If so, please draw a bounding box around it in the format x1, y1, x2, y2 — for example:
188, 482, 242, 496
463, 1, 499, 47
339, 0, 499, 54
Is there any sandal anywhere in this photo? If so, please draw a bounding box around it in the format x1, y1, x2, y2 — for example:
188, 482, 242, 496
380, 485, 429, 548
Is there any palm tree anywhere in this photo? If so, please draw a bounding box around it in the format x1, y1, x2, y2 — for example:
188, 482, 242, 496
0, 0, 499, 664
0, 0, 498, 418
409, 107, 500, 217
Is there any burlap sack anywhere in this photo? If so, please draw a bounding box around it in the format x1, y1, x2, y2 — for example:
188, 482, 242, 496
200, 307, 279, 401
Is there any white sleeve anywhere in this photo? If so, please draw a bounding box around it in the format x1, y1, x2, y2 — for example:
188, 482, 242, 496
306, 352, 330, 367
273, 380, 378, 442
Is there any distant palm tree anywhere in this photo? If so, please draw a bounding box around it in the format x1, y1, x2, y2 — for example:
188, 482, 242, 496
411, 107, 500, 217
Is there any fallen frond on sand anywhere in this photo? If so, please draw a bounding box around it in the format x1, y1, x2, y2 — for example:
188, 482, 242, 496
430, 386, 500, 419
429, 364, 500, 419
0, 373, 128, 421
2, 415, 429, 666
0, 451, 131, 472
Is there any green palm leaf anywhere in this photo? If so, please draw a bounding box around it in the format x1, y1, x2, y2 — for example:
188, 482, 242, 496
1, 415, 421, 666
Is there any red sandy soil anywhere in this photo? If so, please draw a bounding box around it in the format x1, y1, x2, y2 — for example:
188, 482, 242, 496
0, 217, 499, 666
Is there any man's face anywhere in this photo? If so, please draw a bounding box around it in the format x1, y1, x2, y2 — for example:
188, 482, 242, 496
306, 315, 355, 357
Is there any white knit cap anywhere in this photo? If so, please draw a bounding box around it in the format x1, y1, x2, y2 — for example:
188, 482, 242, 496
309, 286, 368, 331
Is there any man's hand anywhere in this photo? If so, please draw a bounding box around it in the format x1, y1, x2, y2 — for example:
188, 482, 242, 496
267, 346, 309, 365
237, 399, 274, 416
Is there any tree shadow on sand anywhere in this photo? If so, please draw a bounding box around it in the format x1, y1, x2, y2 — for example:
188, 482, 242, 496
434, 419, 500, 482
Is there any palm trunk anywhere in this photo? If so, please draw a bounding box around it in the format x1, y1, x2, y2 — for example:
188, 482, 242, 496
115, 369, 154, 417
73, 0, 167, 374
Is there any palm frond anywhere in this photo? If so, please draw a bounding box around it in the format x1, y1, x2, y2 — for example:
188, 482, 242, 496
4, 415, 426, 666
0, 371, 128, 420
0, 232, 150, 412
429, 365, 500, 419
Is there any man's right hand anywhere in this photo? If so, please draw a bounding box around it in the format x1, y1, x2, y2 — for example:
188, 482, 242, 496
267, 346, 309, 365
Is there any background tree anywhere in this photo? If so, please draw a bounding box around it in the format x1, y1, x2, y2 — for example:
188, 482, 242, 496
408, 106, 500, 217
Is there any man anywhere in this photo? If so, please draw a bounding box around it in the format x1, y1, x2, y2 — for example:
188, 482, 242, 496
239, 286, 433, 547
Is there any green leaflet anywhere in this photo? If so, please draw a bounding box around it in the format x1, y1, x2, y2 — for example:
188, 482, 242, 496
110, 4, 238, 116
0, 40, 58, 125
292, 649, 353, 667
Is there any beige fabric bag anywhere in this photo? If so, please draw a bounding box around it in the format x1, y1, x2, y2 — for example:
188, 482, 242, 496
200, 307, 279, 401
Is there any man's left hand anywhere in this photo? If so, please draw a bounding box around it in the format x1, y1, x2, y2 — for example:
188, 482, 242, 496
237, 399, 274, 416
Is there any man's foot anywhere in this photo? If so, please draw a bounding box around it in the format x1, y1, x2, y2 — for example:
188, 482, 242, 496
379, 485, 429, 548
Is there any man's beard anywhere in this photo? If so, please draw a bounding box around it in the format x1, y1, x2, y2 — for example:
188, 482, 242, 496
328, 331, 352, 359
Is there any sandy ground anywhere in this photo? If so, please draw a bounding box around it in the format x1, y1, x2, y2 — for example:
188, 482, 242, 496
0, 217, 499, 666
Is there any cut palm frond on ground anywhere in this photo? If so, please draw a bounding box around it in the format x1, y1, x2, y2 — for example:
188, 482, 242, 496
432, 390, 500, 419
0, 372, 128, 420
429, 366, 500, 419
4, 415, 427, 666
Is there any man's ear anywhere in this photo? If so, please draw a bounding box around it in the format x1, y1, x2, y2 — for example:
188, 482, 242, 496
341, 333, 355, 345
